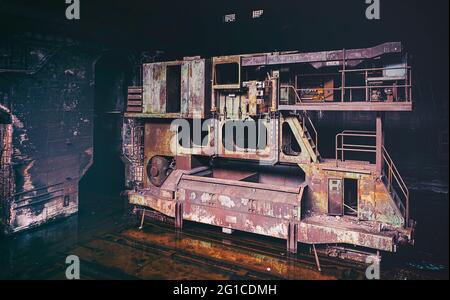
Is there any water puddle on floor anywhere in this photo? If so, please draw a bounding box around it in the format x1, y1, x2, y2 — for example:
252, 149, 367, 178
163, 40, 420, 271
0, 191, 447, 280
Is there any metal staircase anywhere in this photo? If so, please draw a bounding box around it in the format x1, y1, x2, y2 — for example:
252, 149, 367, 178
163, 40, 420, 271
286, 114, 321, 163
382, 146, 410, 226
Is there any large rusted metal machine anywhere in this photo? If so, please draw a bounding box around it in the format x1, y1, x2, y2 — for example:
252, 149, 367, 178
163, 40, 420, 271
122, 42, 415, 260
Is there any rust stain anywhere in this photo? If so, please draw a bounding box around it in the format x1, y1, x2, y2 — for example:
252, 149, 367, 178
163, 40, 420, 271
125, 42, 415, 260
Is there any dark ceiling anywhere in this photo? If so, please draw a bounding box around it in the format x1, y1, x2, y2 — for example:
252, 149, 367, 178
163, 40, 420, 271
1, 0, 449, 107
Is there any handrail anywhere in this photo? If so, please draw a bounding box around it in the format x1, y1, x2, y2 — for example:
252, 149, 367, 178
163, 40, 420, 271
339, 66, 412, 73
280, 85, 303, 104
342, 130, 376, 134
336, 130, 376, 159
382, 146, 410, 226
335, 132, 376, 166
334, 131, 410, 227
344, 203, 358, 215
280, 64, 412, 103
285, 85, 412, 92
302, 111, 319, 157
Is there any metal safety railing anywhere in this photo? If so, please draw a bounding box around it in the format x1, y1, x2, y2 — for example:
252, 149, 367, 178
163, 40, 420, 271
334, 130, 410, 227
335, 130, 377, 164
382, 146, 410, 226
280, 65, 412, 104
279, 86, 320, 157
280, 85, 304, 104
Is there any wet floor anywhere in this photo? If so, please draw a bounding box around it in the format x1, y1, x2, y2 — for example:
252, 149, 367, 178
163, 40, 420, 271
0, 189, 448, 280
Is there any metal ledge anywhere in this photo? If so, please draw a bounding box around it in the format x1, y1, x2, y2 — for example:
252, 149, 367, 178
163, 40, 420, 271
279, 102, 413, 112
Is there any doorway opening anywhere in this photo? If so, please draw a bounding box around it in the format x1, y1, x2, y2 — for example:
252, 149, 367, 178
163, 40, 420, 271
166, 64, 181, 113
328, 178, 343, 216
79, 53, 131, 212
344, 178, 358, 216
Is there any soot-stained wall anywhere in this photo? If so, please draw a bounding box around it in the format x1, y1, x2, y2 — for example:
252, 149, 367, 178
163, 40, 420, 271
0, 36, 100, 234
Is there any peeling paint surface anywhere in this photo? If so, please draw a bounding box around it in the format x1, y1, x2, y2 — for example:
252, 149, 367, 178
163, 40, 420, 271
0, 38, 98, 234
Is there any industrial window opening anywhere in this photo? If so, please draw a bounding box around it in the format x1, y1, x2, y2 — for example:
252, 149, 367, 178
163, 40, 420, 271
166, 65, 182, 113
223, 14, 236, 23
221, 121, 268, 151
252, 10, 264, 19
215, 63, 239, 85
344, 178, 358, 216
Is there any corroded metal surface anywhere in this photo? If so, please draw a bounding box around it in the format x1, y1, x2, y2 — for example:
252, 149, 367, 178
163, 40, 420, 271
241, 42, 402, 67
141, 59, 211, 118
125, 42, 415, 258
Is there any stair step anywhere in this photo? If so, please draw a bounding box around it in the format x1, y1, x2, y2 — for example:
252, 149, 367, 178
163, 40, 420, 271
128, 94, 142, 100
127, 100, 142, 106
127, 106, 143, 112
128, 87, 143, 93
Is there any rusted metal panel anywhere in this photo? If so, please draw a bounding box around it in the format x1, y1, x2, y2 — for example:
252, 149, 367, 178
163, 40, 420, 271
9, 182, 78, 233
141, 59, 210, 118
126, 42, 415, 257
247, 81, 258, 116
143, 122, 175, 188
298, 219, 396, 252
129, 172, 305, 239
176, 175, 304, 239
211, 169, 258, 181
144, 123, 174, 158
126, 86, 143, 113
241, 55, 267, 67
216, 118, 279, 164
178, 175, 303, 202
181, 59, 210, 118
241, 42, 402, 66
328, 179, 343, 216
143, 63, 167, 114
300, 161, 405, 228
181, 63, 190, 116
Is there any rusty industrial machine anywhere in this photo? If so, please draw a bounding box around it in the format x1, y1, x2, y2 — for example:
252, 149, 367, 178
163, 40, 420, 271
122, 42, 415, 261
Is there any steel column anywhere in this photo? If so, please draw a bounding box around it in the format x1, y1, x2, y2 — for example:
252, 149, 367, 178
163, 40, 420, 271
376, 114, 384, 174
287, 222, 298, 254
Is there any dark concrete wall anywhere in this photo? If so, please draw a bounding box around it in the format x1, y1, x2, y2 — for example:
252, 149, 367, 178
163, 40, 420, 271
0, 36, 99, 233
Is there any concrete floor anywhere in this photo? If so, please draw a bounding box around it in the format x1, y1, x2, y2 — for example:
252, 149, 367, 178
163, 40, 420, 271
0, 189, 448, 280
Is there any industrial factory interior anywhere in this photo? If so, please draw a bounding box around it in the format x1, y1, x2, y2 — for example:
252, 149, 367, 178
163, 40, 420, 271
0, 0, 448, 285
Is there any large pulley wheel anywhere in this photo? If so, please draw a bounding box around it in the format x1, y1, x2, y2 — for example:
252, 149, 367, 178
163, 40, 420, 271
147, 156, 172, 187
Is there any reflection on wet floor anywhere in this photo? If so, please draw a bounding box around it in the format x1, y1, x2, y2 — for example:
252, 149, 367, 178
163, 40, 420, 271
0, 192, 448, 280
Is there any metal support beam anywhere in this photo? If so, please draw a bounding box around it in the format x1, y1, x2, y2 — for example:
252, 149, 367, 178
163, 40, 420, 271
376, 114, 384, 174
139, 208, 146, 230
312, 244, 322, 272
271, 72, 279, 112
287, 222, 298, 254
175, 202, 183, 229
